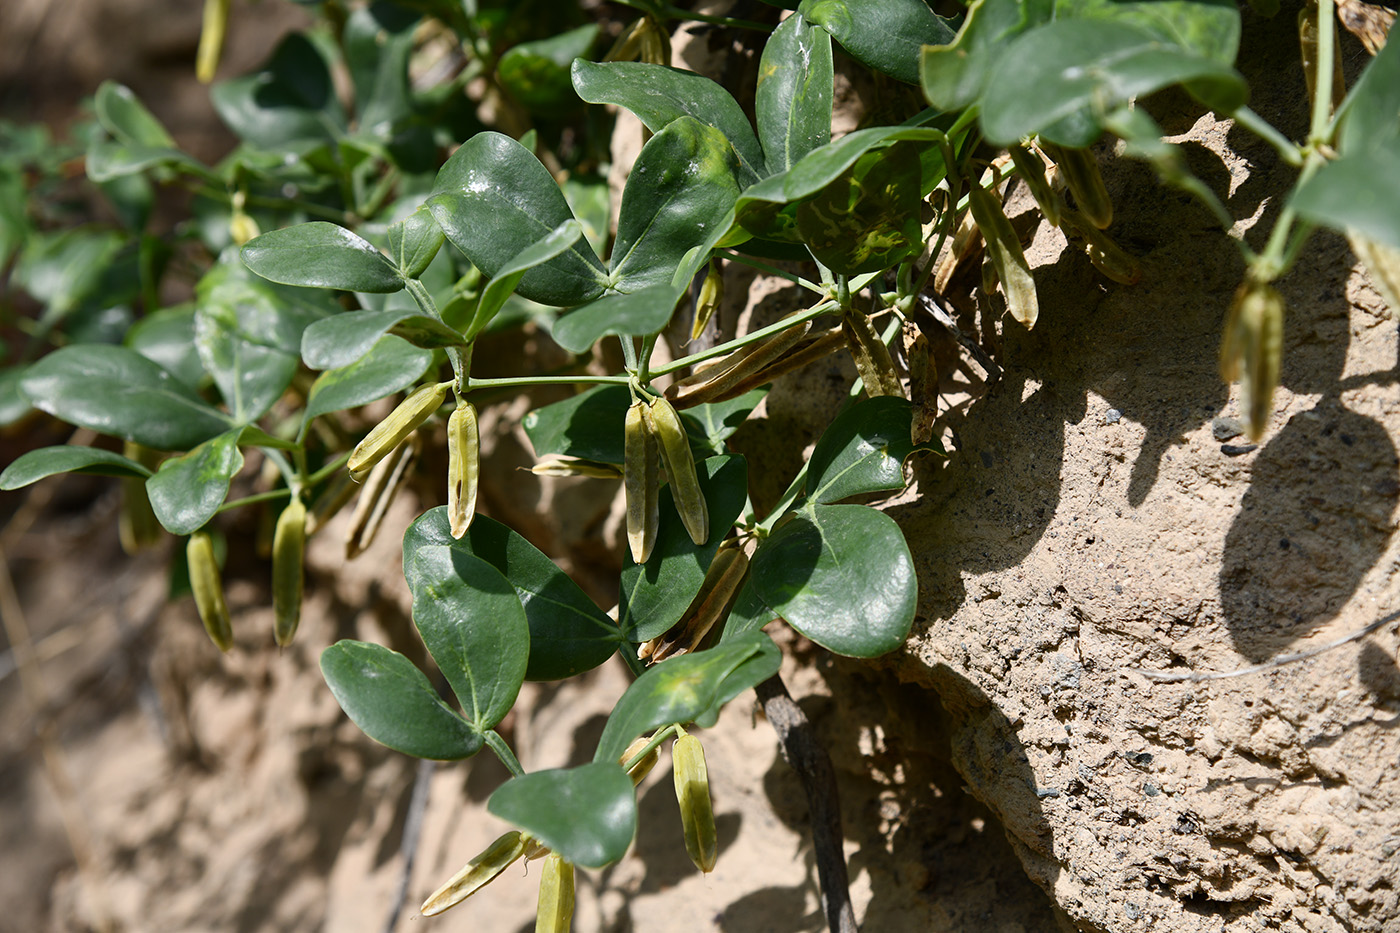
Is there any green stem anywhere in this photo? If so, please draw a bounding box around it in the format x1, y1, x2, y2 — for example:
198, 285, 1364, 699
217, 487, 291, 514
621, 723, 682, 772
649, 299, 838, 378
637, 333, 659, 383
1232, 107, 1305, 167
405, 278, 470, 387
717, 250, 826, 296
484, 730, 526, 778
465, 373, 632, 390
1310, 0, 1337, 147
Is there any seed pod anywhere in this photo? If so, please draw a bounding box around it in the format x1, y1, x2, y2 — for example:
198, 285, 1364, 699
672, 732, 718, 873
624, 400, 661, 564
700, 325, 847, 405
1220, 280, 1285, 441
1043, 143, 1113, 230
967, 183, 1039, 328
605, 17, 648, 62
646, 397, 708, 546
229, 209, 260, 247
1007, 143, 1062, 228
522, 835, 551, 861
842, 309, 904, 398
905, 327, 938, 446
421, 831, 528, 917
1299, 0, 1347, 113
618, 735, 660, 786
933, 208, 984, 294
534, 854, 575, 933
1061, 211, 1143, 286
348, 382, 448, 483
196, 0, 230, 83
691, 262, 724, 343
188, 532, 233, 652
1336, 0, 1395, 55
640, 541, 749, 663
531, 458, 624, 479
667, 317, 812, 409
1349, 233, 1400, 319
272, 497, 307, 647
119, 442, 162, 554
447, 402, 479, 539
345, 434, 419, 559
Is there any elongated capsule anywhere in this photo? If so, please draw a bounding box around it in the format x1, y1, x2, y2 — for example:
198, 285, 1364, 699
967, 183, 1039, 328
672, 732, 717, 873
348, 382, 448, 483
905, 329, 937, 446
645, 397, 708, 546
703, 326, 847, 405
1008, 143, 1061, 228
933, 208, 983, 295
618, 735, 660, 786
1220, 281, 1284, 441
640, 542, 749, 663
534, 854, 575, 933
1061, 211, 1143, 286
421, 831, 529, 917
531, 458, 624, 479
272, 497, 306, 647
447, 402, 479, 539
691, 262, 724, 343
1043, 143, 1113, 230
196, 0, 230, 83
188, 532, 233, 652
624, 400, 661, 564
666, 317, 811, 409
345, 434, 419, 559
841, 310, 904, 399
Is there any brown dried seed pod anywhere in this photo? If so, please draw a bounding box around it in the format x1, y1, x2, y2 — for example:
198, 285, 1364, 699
841, 310, 904, 398
618, 735, 661, 786
188, 531, 233, 652
345, 433, 420, 559
640, 542, 749, 663
272, 497, 307, 647
530, 458, 624, 479
624, 400, 661, 564
667, 318, 812, 409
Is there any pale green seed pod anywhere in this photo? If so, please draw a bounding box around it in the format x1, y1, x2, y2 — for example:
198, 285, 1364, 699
348, 382, 447, 483
646, 397, 708, 546
447, 402, 479, 539
1061, 211, 1143, 286
272, 497, 307, 647
196, 0, 230, 83
672, 733, 718, 873
188, 532, 233, 652
641, 542, 749, 663
1007, 143, 1061, 228
624, 400, 661, 564
1044, 143, 1113, 230
531, 458, 624, 479
534, 854, 575, 933
691, 262, 724, 343
618, 735, 660, 786
1220, 281, 1284, 442
421, 831, 528, 917
967, 183, 1039, 328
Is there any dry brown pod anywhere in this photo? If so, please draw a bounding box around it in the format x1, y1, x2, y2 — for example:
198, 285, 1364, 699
639, 541, 749, 663
345, 433, 420, 559
842, 308, 904, 398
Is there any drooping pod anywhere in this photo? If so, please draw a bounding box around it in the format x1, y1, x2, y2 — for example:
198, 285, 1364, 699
188, 531, 233, 652
841, 309, 904, 399
1060, 211, 1143, 286
447, 401, 479, 539
347, 382, 448, 483
640, 541, 749, 663
196, 0, 230, 83
534, 854, 576, 933
624, 400, 661, 564
345, 433, 420, 559
966, 183, 1039, 328
420, 831, 529, 917
272, 497, 307, 647
1043, 143, 1113, 230
531, 458, 624, 479
645, 397, 708, 546
1007, 143, 1061, 228
672, 732, 718, 873
691, 261, 724, 344
119, 442, 162, 554
1220, 280, 1285, 441
666, 317, 812, 409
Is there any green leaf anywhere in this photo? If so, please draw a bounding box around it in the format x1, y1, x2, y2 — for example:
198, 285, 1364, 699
0, 446, 154, 489
571, 60, 765, 186
619, 455, 749, 642
19, 345, 231, 450
146, 429, 245, 535
210, 33, 346, 148
797, 140, 924, 274
302, 336, 433, 425
921, 0, 1055, 111
1291, 147, 1400, 251
403, 509, 621, 681
978, 20, 1247, 147
487, 763, 636, 868
385, 206, 445, 279
13, 228, 125, 325
610, 117, 742, 294
523, 384, 632, 464
0, 367, 33, 428
1336, 33, 1400, 157
94, 82, 176, 148
498, 24, 600, 118
125, 305, 203, 390
807, 396, 939, 503
471, 219, 584, 340
751, 503, 915, 657
1053, 0, 1240, 64
593, 631, 781, 764
343, 2, 419, 136
756, 13, 833, 176
408, 545, 530, 731
684, 388, 769, 455
321, 641, 484, 760
301, 309, 466, 371
86, 141, 208, 183
693, 637, 783, 728
241, 223, 404, 293
550, 283, 686, 356
718, 578, 778, 644
800, 0, 955, 85
428, 133, 607, 306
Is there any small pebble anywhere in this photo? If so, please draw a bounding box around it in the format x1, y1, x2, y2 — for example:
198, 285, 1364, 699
1105, 408, 1122, 424
1211, 416, 1244, 441
1221, 443, 1257, 456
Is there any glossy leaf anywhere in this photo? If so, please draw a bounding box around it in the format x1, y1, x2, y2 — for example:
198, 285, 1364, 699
302, 336, 433, 425
523, 384, 632, 464
756, 13, 833, 176
0, 367, 32, 428
125, 304, 203, 390
717, 579, 778, 644
94, 81, 176, 148
550, 283, 686, 356
321, 640, 484, 760
593, 631, 781, 765
921, 0, 1056, 111
1054, 0, 1240, 64
619, 455, 749, 642
408, 545, 530, 731
751, 503, 916, 658
385, 206, 445, 279
807, 396, 940, 503
1291, 147, 1400, 251
241, 223, 404, 293
797, 141, 924, 274
470, 219, 584, 340
146, 429, 245, 535
301, 309, 466, 370
800, 0, 954, 85
0, 446, 154, 489
19, 345, 231, 450
403, 509, 621, 681
693, 636, 783, 729
429, 132, 607, 306
14, 228, 124, 324
1336, 34, 1400, 156
978, 20, 1247, 147
685, 388, 769, 455
210, 33, 346, 147
571, 60, 765, 185
488, 762, 636, 868
498, 24, 599, 117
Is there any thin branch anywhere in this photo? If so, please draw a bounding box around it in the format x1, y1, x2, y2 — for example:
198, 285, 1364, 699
381, 758, 437, 933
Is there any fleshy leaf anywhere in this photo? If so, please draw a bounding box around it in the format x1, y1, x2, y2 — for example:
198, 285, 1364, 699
0, 446, 154, 489
241, 223, 404, 293
756, 12, 833, 176
146, 429, 245, 535
302, 335, 433, 425
807, 396, 940, 503
488, 762, 637, 868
